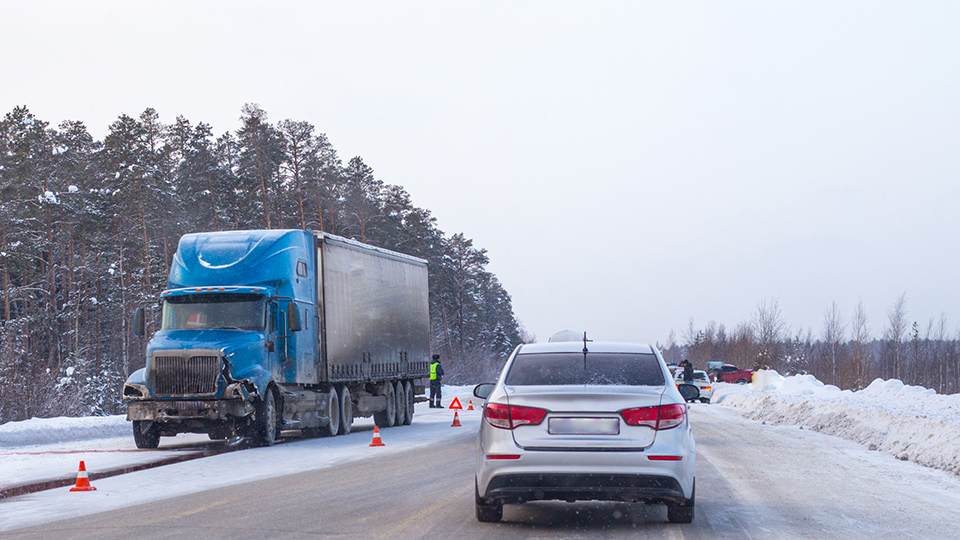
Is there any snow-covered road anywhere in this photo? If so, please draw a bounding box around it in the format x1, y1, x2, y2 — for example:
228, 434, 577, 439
3, 376, 960, 536
0, 387, 482, 532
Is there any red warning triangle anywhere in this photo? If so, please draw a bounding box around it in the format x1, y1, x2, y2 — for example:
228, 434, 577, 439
448, 397, 463, 410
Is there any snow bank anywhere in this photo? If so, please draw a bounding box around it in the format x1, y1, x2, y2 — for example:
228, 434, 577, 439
0, 415, 130, 446
713, 371, 960, 475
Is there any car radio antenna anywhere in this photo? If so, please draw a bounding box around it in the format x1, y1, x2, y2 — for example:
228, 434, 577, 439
582, 331, 592, 369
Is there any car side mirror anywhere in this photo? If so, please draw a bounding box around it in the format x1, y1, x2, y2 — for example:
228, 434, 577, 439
133, 307, 145, 337
473, 383, 496, 400
677, 384, 700, 402
287, 303, 302, 332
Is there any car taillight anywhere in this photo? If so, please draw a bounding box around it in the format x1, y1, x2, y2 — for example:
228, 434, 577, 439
703, 386, 712, 392
621, 404, 686, 430
483, 403, 547, 430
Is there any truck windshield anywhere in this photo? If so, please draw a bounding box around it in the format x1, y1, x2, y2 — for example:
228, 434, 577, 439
161, 293, 267, 331
504, 353, 665, 386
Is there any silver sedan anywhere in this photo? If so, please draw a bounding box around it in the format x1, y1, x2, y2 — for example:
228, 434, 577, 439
473, 340, 698, 523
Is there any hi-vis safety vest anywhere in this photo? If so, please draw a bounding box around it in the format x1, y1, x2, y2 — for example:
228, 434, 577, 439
430, 362, 440, 380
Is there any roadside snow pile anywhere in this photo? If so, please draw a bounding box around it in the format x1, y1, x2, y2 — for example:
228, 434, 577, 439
0, 415, 129, 446
713, 371, 960, 475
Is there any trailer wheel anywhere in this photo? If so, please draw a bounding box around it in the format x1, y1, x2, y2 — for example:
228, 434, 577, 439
394, 381, 406, 427
374, 381, 396, 428
324, 387, 340, 437
255, 387, 279, 446
403, 380, 414, 425
338, 386, 353, 435
133, 420, 161, 449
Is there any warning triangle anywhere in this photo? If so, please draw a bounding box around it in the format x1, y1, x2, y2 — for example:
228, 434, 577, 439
448, 397, 463, 410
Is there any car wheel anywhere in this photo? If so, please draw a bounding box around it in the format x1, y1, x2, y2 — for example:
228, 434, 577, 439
667, 480, 695, 523
700, 398, 710, 404
737, 379, 748, 385
475, 479, 503, 523
133, 420, 160, 449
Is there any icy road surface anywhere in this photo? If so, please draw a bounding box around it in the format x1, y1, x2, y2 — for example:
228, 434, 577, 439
4, 393, 960, 538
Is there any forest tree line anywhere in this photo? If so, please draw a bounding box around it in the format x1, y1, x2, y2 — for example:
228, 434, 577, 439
662, 296, 960, 394
0, 104, 523, 423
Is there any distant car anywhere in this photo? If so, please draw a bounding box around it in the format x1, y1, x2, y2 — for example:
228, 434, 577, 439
473, 340, 698, 524
712, 364, 753, 384
674, 370, 713, 403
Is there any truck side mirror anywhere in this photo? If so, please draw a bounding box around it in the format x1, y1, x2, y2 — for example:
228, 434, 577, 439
133, 307, 145, 337
287, 303, 302, 332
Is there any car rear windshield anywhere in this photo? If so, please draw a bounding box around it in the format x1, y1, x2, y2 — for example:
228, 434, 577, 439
504, 353, 666, 386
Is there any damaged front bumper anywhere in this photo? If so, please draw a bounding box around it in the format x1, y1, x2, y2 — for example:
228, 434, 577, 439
126, 398, 254, 422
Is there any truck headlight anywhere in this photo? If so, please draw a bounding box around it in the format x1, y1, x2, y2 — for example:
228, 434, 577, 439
122, 383, 151, 400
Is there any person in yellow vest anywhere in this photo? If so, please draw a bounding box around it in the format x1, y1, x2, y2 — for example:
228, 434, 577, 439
429, 354, 444, 408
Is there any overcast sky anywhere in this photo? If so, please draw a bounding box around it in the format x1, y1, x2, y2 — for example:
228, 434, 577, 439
3, 1, 959, 345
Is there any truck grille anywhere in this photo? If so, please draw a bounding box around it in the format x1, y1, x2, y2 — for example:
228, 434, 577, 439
153, 355, 221, 397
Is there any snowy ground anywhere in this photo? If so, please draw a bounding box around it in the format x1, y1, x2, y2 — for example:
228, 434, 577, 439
0, 385, 482, 532
4, 375, 960, 533
712, 371, 960, 476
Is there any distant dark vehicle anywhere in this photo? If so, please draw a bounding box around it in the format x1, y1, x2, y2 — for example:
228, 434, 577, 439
711, 364, 753, 384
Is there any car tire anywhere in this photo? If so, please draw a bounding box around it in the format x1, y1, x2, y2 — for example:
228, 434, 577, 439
133, 420, 161, 449
475, 479, 503, 523
667, 480, 695, 523
700, 398, 710, 404
737, 379, 747, 385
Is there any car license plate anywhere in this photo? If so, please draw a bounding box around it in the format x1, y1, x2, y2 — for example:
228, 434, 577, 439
548, 417, 620, 435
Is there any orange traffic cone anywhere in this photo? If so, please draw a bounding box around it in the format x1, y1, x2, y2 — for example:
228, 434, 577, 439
69, 461, 97, 492
467, 400, 475, 411
451, 411, 462, 427
369, 426, 385, 447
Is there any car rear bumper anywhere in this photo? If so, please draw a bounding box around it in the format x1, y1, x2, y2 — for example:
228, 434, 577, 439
482, 473, 686, 504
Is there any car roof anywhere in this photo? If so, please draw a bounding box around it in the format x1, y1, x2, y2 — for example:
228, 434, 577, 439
516, 341, 655, 355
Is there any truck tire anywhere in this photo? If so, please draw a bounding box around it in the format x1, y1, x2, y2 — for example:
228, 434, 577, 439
667, 480, 695, 523
255, 387, 280, 446
324, 387, 340, 437
402, 380, 414, 425
338, 386, 353, 435
133, 420, 161, 449
475, 479, 502, 522
374, 381, 396, 428
394, 381, 406, 427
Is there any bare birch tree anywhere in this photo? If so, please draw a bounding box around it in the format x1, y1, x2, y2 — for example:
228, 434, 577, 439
753, 298, 787, 370
884, 293, 908, 380
820, 301, 846, 386
850, 300, 871, 389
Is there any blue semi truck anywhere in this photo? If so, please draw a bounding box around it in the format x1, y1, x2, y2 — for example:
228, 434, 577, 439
122, 229, 431, 448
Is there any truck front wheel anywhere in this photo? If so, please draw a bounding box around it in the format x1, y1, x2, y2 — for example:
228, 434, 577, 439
133, 420, 161, 449
255, 387, 279, 446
